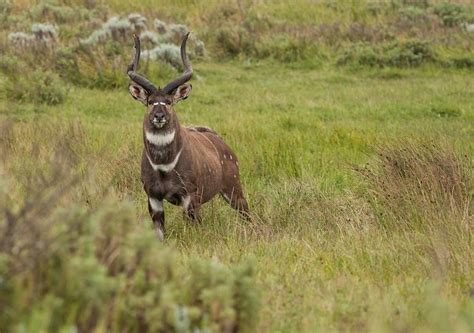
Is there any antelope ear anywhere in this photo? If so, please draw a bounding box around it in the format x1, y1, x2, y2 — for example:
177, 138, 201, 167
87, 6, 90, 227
172, 83, 192, 104
129, 83, 149, 105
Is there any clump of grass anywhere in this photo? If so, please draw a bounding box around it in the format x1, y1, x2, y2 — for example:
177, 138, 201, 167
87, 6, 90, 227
429, 105, 462, 118
254, 179, 377, 235
444, 54, 474, 69
357, 140, 471, 230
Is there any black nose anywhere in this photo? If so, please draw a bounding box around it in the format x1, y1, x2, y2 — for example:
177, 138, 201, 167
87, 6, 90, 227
153, 113, 165, 122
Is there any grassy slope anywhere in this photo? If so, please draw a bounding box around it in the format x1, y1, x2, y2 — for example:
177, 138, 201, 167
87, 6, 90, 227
2, 61, 473, 331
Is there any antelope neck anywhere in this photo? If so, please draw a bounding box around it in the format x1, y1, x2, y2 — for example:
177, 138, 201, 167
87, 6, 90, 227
145, 125, 183, 172
145, 129, 176, 146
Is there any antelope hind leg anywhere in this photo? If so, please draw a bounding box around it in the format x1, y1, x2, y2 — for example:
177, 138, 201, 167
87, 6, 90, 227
221, 182, 251, 221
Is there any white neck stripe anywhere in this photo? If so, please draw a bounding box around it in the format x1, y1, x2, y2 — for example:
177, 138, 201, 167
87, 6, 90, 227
146, 149, 182, 172
145, 130, 175, 146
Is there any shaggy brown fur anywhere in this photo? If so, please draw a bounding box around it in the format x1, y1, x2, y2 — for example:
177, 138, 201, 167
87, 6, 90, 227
127, 34, 250, 240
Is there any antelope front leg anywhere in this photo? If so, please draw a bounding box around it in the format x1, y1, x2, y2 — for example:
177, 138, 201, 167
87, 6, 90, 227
148, 197, 165, 241
181, 193, 202, 223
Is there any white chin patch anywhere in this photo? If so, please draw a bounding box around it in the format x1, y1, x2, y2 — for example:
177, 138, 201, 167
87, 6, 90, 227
154, 122, 166, 129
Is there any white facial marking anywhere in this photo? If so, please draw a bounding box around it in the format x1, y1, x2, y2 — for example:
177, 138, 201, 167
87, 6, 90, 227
145, 130, 175, 146
147, 149, 182, 172
153, 102, 167, 106
149, 198, 163, 212
181, 195, 191, 211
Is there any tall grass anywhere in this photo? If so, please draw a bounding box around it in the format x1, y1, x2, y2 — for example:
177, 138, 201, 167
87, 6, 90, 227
1, 62, 472, 330
358, 140, 471, 229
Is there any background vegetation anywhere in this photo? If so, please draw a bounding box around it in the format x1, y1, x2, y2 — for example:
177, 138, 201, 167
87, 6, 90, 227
0, 0, 473, 332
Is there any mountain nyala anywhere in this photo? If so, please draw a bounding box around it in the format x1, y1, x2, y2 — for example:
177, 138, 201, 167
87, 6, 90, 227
127, 33, 250, 240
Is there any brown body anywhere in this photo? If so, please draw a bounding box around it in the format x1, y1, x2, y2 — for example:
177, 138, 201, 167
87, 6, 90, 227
128, 34, 249, 239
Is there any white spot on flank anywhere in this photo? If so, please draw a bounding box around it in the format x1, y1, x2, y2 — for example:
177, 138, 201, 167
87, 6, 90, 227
149, 198, 163, 212
221, 160, 224, 165
181, 195, 191, 211
147, 149, 182, 172
223, 154, 227, 159
234, 174, 237, 178
230, 155, 233, 160
145, 130, 175, 146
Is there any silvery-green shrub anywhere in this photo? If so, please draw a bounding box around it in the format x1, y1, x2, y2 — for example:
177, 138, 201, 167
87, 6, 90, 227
140, 30, 160, 46
128, 13, 147, 31
142, 43, 182, 69
154, 18, 167, 34
31, 23, 58, 41
8, 32, 35, 48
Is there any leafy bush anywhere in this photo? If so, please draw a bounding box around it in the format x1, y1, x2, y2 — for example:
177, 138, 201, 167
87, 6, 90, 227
433, 3, 474, 27
29, 1, 96, 24
386, 40, 435, 66
398, 5, 426, 21
4, 68, 68, 105
0, 0, 12, 29
338, 40, 436, 68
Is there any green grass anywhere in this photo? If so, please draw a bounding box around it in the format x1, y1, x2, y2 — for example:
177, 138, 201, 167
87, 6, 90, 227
1, 60, 473, 331
1, 0, 473, 331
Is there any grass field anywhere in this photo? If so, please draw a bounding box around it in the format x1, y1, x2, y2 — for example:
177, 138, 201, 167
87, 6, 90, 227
1, 1, 473, 332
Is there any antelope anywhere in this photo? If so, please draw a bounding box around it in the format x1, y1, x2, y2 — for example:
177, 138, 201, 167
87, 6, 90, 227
127, 33, 250, 240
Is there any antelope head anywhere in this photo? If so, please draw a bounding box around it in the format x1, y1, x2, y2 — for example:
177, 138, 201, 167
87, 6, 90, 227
127, 33, 193, 131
